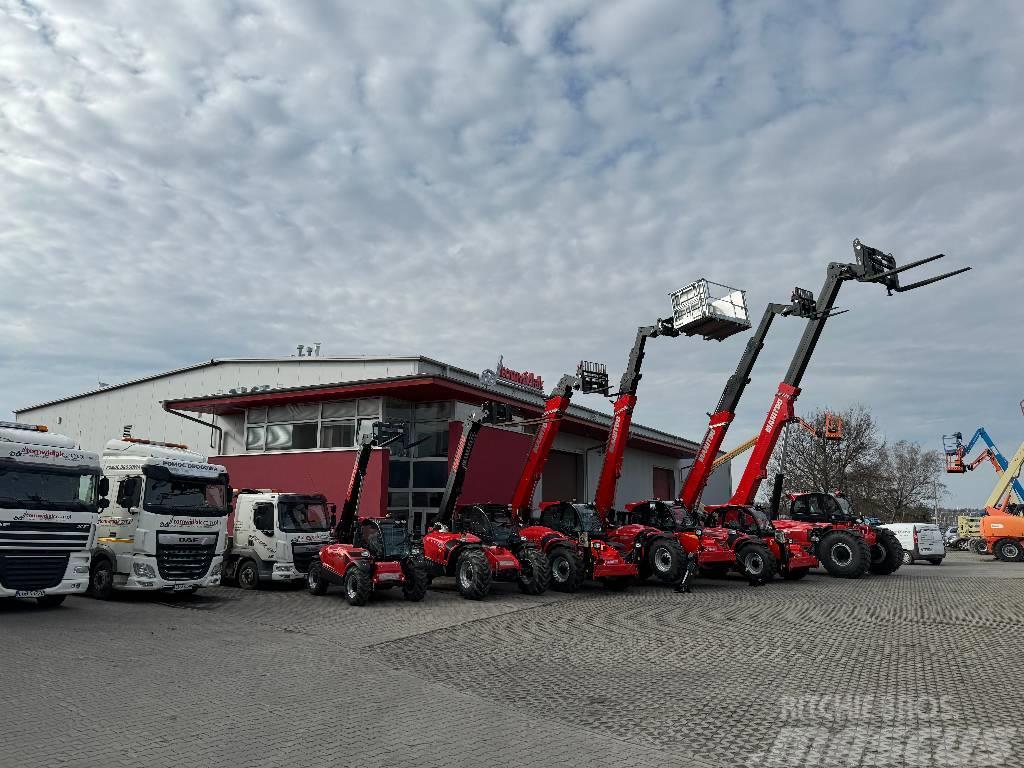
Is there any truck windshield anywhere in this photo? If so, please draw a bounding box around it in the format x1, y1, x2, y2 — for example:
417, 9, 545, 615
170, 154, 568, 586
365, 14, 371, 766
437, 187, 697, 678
144, 478, 228, 516
278, 501, 330, 532
835, 496, 855, 519
0, 466, 98, 512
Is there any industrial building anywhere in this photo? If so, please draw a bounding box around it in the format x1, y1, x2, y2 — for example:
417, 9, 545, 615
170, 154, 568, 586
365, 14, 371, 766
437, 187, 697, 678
15, 355, 731, 532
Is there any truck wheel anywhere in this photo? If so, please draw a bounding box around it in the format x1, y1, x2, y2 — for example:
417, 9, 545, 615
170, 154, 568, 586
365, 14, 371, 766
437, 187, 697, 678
901, 550, 913, 566
647, 538, 686, 584
236, 560, 261, 590
455, 549, 491, 600
869, 528, 904, 575
36, 595, 66, 608
782, 567, 810, 581
401, 557, 429, 602
306, 562, 329, 596
993, 538, 1024, 562
818, 530, 869, 578
548, 546, 585, 593
89, 558, 115, 600
516, 548, 551, 595
344, 563, 372, 606
602, 576, 632, 591
737, 542, 776, 585
970, 538, 989, 555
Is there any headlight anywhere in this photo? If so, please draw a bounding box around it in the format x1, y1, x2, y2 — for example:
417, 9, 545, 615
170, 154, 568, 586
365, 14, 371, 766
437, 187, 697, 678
274, 563, 292, 571
520, 535, 528, 542
694, 529, 703, 537
211, 562, 223, 577
133, 562, 157, 579
774, 531, 786, 544
74, 565, 90, 574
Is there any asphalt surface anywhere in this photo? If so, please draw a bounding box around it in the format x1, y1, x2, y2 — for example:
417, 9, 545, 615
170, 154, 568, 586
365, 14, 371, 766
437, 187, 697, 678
2, 551, 1022, 768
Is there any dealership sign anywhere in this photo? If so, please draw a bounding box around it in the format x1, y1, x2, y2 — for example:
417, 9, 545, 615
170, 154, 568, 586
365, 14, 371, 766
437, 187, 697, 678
480, 356, 544, 392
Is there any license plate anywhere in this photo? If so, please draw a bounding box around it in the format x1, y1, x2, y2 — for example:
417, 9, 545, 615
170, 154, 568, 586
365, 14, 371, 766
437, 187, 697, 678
172, 584, 193, 591
379, 572, 401, 581
15, 590, 45, 598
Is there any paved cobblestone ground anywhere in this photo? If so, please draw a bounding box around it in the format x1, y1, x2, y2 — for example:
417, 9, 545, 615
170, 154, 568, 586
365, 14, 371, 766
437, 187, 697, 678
2, 552, 1022, 768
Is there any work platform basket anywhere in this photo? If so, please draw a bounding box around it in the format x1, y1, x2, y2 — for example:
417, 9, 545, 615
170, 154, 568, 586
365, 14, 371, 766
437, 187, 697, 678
669, 280, 751, 341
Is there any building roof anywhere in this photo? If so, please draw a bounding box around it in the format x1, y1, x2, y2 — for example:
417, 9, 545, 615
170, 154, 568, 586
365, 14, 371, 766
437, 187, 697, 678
17, 355, 701, 458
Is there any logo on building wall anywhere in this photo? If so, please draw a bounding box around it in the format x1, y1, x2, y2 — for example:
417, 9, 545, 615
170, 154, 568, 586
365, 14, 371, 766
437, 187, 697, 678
480, 356, 544, 392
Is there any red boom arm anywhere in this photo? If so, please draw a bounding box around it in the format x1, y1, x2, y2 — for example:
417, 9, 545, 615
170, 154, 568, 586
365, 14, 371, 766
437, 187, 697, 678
729, 383, 800, 505
509, 375, 578, 518
594, 393, 638, 519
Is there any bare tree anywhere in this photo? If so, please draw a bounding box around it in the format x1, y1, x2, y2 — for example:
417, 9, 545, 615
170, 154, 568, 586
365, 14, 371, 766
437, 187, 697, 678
759, 404, 946, 523
761, 404, 884, 510
872, 440, 947, 523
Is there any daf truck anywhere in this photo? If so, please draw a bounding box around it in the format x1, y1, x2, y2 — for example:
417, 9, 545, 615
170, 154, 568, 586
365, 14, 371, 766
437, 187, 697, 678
90, 437, 230, 597
0, 421, 105, 607
223, 491, 332, 588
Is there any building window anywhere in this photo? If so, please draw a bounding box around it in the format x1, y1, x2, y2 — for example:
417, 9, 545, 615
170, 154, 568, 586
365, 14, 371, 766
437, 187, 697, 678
384, 398, 454, 531
243, 398, 381, 453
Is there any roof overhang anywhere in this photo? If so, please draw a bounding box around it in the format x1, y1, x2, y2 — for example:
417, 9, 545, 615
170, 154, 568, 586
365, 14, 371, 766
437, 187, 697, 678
163, 374, 694, 458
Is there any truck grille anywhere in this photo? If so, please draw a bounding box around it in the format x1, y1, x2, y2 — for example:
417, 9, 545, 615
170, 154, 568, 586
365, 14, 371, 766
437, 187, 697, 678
0, 521, 92, 553
156, 543, 216, 582
0, 554, 69, 590
291, 543, 322, 574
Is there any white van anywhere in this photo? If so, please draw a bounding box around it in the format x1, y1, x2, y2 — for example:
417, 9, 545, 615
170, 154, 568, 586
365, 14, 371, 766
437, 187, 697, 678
878, 523, 945, 565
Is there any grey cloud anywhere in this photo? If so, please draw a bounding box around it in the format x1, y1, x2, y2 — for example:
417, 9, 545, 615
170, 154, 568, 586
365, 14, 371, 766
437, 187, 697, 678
1, 0, 1020, 505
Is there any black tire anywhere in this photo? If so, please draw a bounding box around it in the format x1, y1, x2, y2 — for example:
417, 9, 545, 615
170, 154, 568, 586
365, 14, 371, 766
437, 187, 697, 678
455, 549, 492, 600
869, 528, 904, 575
927, 557, 944, 565
516, 548, 551, 595
401, 557, 429, 602
817, 530, 869, 579
782, 567, 810, 581
602, 576, 632, 591
89, 558, 115, 600
736, 542, 776, 585
36, 595, 66, 608
993, 538, 1024, 562
970, 538, 989, 555
901, 549, 914, 566
344, 562, 372, 606
306, 561, 329, 596
236, 560, 261, 590
548, 546, 586, 593
646, 538, 686, 585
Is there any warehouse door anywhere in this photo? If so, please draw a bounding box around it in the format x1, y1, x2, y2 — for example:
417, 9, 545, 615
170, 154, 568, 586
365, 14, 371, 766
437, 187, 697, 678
543, 450, 583, 502
653, 467, 675, 500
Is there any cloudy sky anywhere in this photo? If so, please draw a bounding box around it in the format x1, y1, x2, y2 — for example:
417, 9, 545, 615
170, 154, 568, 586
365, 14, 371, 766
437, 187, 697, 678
1, 0, 1020, 505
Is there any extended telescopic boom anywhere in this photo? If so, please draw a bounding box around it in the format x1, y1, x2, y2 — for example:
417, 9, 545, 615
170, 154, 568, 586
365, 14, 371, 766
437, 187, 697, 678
729, 240, 971, 506
677, 290, 818, 512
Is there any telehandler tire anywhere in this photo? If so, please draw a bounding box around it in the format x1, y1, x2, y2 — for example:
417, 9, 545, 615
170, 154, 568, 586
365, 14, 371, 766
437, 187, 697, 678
647, 537, 686, 584
455, 549, 492, 600
818, 530, 869, 579
402, 557, 429, 601
306, 561, 329, 596
869, 527, 904, 575
548, 546, 586, 593
737, 541, 776, 585
344, 562, 372, 606
516, 548, 551, 595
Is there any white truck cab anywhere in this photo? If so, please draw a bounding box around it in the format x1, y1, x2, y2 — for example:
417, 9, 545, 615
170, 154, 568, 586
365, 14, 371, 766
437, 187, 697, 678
0, 421, 105, 607
91, 437, 230, 597
224, 491, 333, 588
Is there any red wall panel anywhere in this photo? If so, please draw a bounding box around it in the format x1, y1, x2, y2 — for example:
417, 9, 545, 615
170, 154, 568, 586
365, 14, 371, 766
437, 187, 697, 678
214, 450, 388, 516
448, 422, 533, 505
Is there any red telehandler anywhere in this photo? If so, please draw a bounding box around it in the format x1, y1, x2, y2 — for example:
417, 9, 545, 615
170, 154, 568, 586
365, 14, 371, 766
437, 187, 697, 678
421, 412, 551, 600
449, 369, 628, 593
713, 239, 970, 578
621, 290, 823, 585
536, 281, 753, 591
308, 423, 430, 606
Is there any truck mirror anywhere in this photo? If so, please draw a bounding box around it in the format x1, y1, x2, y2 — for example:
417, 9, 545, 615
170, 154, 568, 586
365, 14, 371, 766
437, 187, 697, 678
98, 477, 110, 497
98, 498, 110, 510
